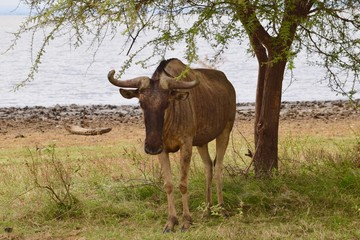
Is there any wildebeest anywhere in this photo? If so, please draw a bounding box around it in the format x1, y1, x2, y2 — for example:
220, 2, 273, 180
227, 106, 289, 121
107, 58, 236, 232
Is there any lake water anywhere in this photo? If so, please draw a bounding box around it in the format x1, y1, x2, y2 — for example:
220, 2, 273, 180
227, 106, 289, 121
0, 15, 357, 107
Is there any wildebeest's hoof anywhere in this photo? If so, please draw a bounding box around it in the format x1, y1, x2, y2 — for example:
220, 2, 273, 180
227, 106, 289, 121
163, 216, 178, 233
181, 223, 191, 232
181, 215, 192, 232
222, 209, 230, 218
201, 207, 212, 218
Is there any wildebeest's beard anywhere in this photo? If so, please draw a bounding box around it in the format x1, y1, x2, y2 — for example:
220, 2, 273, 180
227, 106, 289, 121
143, 108, 165, 155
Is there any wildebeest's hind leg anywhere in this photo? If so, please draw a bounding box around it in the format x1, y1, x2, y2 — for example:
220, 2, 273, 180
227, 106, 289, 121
158, 152, 178, 232
197, 144, 213, 214
214, 122, 233, 217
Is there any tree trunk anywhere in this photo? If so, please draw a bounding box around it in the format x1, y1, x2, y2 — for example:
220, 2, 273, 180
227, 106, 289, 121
253, 57, 287, 177
251, 37, 268, 146
233, 0, 314, 177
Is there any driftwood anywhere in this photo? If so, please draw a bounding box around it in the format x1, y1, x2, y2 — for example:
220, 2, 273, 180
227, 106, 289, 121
64, 124, 112, 136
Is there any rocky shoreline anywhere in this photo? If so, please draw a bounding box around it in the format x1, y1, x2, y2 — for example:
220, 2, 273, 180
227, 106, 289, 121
237, 99, 359, 121
0, 100, 359, 130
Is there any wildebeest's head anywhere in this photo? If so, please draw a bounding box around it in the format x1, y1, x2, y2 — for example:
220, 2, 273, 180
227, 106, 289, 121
108, 59, 199, 155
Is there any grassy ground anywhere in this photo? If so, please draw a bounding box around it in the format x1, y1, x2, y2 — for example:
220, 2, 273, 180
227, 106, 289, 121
0, 118, 359, 239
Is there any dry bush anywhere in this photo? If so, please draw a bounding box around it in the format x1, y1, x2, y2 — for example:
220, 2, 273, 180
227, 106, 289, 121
25, 144, 80, 218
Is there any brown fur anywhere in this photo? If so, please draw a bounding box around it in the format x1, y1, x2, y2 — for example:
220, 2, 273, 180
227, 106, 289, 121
163, 60, 236, 149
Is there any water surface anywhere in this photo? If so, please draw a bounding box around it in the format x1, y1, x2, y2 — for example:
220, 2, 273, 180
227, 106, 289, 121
0, 16, 356, 107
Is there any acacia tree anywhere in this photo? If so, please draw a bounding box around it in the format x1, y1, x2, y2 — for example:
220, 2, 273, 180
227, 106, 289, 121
13, 0, 359, 176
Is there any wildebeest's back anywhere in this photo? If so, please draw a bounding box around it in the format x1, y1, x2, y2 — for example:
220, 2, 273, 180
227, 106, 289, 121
162, 58, 236, 149
190, 68, 236, 146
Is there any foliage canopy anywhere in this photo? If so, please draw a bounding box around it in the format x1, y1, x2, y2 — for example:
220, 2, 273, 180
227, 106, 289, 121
12, 0, 359, 98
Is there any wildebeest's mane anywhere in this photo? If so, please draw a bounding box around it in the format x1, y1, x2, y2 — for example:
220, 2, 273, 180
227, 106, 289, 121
151, 58, 177, 79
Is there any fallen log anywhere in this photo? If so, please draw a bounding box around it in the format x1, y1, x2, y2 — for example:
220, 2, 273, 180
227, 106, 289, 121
64, 124, 112, 136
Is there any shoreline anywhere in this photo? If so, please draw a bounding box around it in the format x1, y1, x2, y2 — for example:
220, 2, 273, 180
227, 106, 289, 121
0, 99, 359, 129
1, 99, 359, 149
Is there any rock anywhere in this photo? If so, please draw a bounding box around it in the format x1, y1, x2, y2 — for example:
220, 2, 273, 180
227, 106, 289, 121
4, 227, 13, 233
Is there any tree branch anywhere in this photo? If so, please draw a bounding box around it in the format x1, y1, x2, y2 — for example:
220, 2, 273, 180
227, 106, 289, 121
233, 0, 273, 49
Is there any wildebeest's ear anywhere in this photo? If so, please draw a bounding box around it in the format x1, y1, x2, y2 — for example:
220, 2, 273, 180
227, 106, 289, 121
119, 88, 139, 99
170, 90, 189, 101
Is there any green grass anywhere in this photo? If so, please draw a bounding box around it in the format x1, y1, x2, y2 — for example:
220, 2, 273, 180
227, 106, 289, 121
0, 134, 359, 239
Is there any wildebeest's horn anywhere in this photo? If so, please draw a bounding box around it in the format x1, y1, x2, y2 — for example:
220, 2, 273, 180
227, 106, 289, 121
108, 70, 148, 88
166, 77, 200, 89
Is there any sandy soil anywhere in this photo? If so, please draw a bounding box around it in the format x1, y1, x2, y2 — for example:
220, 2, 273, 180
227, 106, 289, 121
0, 100, 359, 149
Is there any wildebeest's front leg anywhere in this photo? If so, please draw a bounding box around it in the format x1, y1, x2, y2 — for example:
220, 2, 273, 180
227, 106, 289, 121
179, 141, 193, 231
158, 152, 178, 232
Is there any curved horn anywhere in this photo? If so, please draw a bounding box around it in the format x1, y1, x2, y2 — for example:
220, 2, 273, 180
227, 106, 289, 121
166, 77, 200, 89
108, 70, 148, 88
